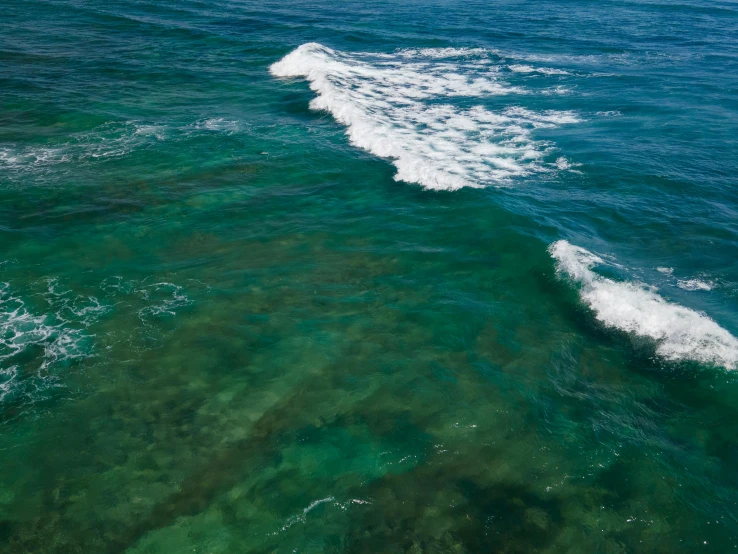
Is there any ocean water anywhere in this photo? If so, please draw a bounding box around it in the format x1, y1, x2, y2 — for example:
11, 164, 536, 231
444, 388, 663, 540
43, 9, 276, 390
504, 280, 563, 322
1, 0, 738, 551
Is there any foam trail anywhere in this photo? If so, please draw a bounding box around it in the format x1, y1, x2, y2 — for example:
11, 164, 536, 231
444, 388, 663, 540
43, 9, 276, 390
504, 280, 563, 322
509, 64, 570, 75
0, 119, 243, 185
270, 43, 579, 190
549, 241, 738, 369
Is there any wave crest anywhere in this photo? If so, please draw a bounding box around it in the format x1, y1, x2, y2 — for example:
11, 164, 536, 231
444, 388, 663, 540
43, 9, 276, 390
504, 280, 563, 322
271, 43, 580, 190
549, 240, 738, 369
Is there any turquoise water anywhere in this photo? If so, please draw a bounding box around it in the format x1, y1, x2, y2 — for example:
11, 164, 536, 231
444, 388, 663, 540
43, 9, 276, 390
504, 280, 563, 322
2, 0, 738, 551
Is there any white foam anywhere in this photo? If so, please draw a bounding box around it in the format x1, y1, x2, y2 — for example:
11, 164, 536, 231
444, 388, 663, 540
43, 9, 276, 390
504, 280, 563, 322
396, 47, 492, 60
0, 119, 241, 181
100, 276, 192, 322
677, 279, 713, 292
656, 267, 674, 275
273, 496, 337, 535
137, 282, 192, 321
270, 43, 580, 190
193, 117, 240, 134
504, 51, 631, 66
0, 122, 159, 177
0, 366, 18, 402
549, 241, 738, 369
509, 64, 570, 75
397, 46, 625, 71
554, 157, 582, 172
0, 280, 111, 402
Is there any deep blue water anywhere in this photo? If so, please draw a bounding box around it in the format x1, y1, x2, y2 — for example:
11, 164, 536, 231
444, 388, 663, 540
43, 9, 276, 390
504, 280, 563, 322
1, 0, 738, 552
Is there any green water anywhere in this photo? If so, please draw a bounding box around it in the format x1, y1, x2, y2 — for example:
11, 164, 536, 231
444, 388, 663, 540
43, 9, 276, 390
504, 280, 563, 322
2, 0, 738, 551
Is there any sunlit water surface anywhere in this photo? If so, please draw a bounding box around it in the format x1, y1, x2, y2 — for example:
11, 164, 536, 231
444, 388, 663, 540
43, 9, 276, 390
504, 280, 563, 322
2, 0, 738, 551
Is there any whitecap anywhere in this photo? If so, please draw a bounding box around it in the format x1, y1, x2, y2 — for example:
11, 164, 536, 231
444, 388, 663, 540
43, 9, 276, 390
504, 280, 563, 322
554, 157, 582, 172
549, 240, 738, 369
270, 43, 580, 190
677, 279, 713, 292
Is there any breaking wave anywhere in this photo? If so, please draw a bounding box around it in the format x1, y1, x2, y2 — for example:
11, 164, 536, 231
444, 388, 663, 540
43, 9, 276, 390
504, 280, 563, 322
550, 240, 738, 369
271, 43, 580, 190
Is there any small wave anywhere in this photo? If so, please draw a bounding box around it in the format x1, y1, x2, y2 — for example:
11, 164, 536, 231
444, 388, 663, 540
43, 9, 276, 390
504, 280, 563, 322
0, 145, 71, 170
553, 157, 582, 172
270, 496, 371, 536
0, 275, 196, 405
0, 122, 162, 179
509, 64, 570, 75
655, 268, 714, 291
395, 46, 621, 70
100, 277, 193, 352
0, 280, 108, 403
677, 279, 713, 292
137, 282, 192, 321
396, 47, 492, 60
271, 496, 336, 535
541, 85, 573, 95
0, 282, 105, 371
192, 117, 241, 134
0, 366, 18, 403
549, 240, 738, 369
504, 51, 633, 66
100, 276, 193, 321
271, 43, 580, 190
0, 118, 242, 181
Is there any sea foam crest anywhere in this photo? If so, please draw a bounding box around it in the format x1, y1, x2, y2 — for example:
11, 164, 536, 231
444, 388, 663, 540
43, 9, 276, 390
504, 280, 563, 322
549, 241, 738, 369
270, 43, 580, 190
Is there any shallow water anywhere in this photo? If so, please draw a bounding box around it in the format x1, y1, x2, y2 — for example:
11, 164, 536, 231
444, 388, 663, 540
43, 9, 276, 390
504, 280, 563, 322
1, 0, 738, 552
